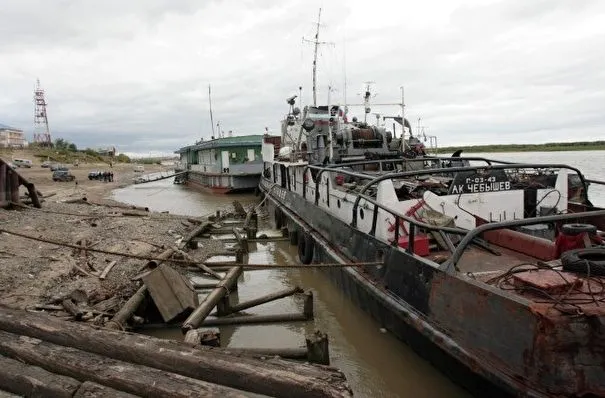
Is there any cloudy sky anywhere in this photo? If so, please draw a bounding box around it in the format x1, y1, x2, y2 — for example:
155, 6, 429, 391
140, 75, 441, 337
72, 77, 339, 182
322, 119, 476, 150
1, 0, 604, 156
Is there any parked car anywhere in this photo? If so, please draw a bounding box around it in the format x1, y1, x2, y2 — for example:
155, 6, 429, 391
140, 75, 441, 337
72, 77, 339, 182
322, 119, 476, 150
41, 161, 52, 168
134, 165, 144, 173
52, 170, 75, 182
13, 159, 32, 168
88, 171, 101, 180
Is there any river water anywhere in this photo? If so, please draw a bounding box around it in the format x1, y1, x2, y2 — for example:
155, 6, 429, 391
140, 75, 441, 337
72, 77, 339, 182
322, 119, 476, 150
111, 151, 604, 398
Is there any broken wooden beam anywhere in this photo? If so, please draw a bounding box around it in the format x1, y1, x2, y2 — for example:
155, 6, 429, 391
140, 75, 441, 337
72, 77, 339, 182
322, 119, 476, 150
232, 228, 248, 254
223, 286, 303, 315
0, 307, 352, 398
141, 264, 198, 323
105, 285, 147, 330
0, 331, 246, 398
61, 299, 83, 321
182, 266, 243, 332
145, 248, 174, 268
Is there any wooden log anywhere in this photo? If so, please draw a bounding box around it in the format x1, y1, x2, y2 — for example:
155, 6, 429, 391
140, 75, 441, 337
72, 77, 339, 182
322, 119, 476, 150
179, 222, 212, 250
99, 260, 118, 279
121, 211, 148, 217
201, 312, 308, 326
224, 347, 307, 360
105, 285, 147, 330
74, 381, 139, 398
182, 266, 242, 332
224, 286, 303, 315
193, 263, 224, 280
61, 299, 83, 321
0, 307, 353, 398
192, 282, 218, 289
0, 331, 246, 398
0, 354, 81, 398
183, 329, 220, 347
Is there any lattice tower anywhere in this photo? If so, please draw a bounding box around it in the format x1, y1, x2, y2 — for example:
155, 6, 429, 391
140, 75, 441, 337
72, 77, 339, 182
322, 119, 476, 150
33, 79, 52, 146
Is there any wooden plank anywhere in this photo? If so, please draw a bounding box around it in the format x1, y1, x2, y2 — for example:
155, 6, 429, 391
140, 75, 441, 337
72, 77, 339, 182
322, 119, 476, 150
142, 265, 197, 322
99, 261, 118, 280
73, 381, 140, 398
0, 354, 80, 398
0, 331, 246, 398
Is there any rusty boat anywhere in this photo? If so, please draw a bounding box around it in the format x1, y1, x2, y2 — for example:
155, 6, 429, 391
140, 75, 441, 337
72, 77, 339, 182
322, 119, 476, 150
258, 83, 605, 396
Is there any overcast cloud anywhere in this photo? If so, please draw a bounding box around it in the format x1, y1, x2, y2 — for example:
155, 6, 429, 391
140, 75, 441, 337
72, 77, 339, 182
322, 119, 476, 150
1, 0, 604, 155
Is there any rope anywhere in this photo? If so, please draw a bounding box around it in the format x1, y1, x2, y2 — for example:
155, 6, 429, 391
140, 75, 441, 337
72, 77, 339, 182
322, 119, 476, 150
0, 226, 382, 269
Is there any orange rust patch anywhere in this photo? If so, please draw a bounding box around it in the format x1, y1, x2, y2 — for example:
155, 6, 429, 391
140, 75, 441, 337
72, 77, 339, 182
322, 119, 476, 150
512, 270, 583, 295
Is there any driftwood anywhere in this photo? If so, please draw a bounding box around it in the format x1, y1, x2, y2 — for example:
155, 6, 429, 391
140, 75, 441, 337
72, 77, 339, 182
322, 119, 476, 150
0, 307, 352, 398
201, 312, 309, 326
105, 286, 147, 330
182, 267, 242, 332
99, 260, 118, 279
0, 331, 245, 398
61, 299, 83, 321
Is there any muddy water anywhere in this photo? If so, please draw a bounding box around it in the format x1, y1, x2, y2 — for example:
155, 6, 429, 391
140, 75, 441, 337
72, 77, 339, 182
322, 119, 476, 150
112, 180, 469, 398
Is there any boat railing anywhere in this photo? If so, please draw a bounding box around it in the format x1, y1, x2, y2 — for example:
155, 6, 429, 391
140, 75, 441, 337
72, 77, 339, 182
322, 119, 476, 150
347, 163, 590, 220
301, 156, 517, 200
299, 162, 599, 262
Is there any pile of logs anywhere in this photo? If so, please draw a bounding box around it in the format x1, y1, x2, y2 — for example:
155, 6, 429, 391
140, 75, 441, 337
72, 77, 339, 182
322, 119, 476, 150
0, 307, 352, 397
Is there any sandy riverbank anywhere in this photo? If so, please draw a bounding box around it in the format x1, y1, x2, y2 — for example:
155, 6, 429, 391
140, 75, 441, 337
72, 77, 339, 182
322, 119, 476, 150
0, 161, 228, 318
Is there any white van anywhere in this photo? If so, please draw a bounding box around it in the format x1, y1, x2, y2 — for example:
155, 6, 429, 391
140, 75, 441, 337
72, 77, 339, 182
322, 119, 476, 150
13, 159, 32, 168
134, 165, 144, 173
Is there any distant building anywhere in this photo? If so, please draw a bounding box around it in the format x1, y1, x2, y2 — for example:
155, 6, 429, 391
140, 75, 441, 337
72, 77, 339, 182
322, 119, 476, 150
0, 123, 26, 148
96, 146, 116, 157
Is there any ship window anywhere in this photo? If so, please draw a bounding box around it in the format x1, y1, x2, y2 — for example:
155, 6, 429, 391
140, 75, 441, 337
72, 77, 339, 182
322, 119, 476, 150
360, 208, 365, 219
337, 199, 341, 208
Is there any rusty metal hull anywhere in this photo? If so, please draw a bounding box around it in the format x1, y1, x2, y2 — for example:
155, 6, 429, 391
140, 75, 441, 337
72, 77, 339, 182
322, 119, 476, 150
260, 178, 605, 398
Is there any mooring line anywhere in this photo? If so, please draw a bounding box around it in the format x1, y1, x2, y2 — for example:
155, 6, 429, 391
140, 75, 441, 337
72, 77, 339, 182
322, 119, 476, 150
0, 226, 382, 269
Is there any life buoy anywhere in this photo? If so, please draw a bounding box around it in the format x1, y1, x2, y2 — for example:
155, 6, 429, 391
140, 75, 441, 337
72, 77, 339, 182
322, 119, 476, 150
561, 247, 605, 276
298, 232, 314, 264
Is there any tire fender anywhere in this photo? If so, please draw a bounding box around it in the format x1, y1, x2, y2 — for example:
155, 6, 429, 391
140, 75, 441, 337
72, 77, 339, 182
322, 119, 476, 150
561, 248, 605, 276
298, 232, 314, 264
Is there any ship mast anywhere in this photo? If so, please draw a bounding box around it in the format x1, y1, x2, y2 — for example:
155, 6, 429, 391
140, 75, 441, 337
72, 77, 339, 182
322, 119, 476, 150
303, 8, 328, 106
208, 85, 215, 139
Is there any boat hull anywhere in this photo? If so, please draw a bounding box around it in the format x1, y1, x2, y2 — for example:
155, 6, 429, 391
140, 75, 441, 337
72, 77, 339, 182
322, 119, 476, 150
259, 177, 603, 398
183, 171, 260, 194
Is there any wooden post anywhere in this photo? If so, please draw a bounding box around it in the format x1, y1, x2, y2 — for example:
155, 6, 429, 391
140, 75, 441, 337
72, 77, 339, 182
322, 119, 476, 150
232, 228, 248, 254
182, 266, 243, 332
8, 170, 19, 204
23, 182, 41, 208
0, 330, 246, 398
0, 163, 7, 207
303, 290, 314, 320
105, 285, 147, 330
223, 286, 303, 315
0, 307, 353, 398
306, 331, 330, 365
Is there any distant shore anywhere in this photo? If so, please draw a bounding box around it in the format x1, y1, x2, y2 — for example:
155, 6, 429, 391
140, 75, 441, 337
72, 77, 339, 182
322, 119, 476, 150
435, 141, 605, 154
